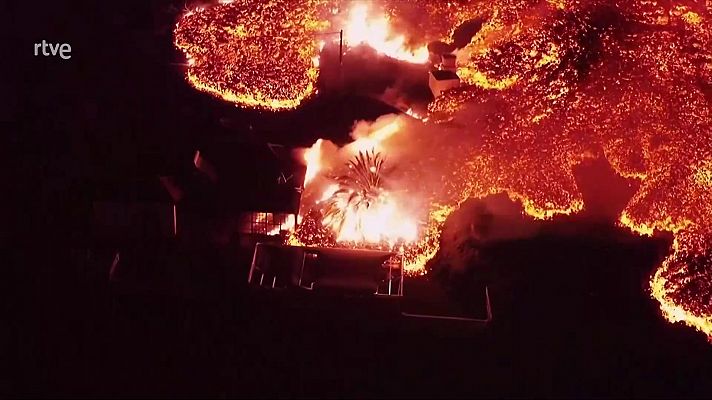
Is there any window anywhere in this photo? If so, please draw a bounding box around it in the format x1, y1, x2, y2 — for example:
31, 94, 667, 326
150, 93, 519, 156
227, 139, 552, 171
239, 212, 296, 236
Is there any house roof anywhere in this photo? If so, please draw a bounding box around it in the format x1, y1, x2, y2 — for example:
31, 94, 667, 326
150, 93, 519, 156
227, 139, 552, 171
430, 69, 460, 81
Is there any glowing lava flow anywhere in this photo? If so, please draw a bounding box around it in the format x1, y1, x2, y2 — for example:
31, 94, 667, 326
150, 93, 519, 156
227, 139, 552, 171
423, 0, 712, 340
307, 0, 712, 340
176, 0, 712, 340
174, 0, 330, 110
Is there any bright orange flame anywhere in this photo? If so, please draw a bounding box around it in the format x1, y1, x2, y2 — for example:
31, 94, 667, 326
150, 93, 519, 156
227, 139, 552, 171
342, 2, 429, 64
350, 118, 402, 153
267, 214, 297, 236
303, 139, 324, 186
318, 183, 340, 202
298, 117, 419, 252
322, 189, 418, 245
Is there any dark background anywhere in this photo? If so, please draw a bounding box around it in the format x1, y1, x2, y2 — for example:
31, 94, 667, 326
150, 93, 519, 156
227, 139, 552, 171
6, 1, 712, 398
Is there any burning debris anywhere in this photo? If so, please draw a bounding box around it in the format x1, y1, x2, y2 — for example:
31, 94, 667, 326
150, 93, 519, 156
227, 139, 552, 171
322, 150, 389, 235
295, 134, 420, 252
175, 1, 712, 340
340, 2, 429, 64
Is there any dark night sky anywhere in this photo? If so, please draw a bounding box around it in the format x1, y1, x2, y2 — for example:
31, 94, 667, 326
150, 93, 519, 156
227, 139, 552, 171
9, 1, 189, 240
11, 1, 192, 174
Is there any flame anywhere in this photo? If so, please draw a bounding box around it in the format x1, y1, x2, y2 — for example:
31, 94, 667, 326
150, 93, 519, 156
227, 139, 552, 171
250, 212, 296, 236
405, 107, 427, 121
318, 183, 340, 202
324, 189, 418, 245
303, 139, 324, 186
350, 118, 402, 153
297, 123, 419, 252
174, 1, 430, 109
321, 149, 417, 247
267, 214, 297, 236
342, 2, 429, 64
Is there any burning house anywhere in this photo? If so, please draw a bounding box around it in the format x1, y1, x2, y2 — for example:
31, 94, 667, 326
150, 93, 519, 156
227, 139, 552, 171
188, 138, 305, 250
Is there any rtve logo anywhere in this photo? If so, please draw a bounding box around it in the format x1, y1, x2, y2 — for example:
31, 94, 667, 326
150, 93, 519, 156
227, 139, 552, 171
34, 40, 72, 60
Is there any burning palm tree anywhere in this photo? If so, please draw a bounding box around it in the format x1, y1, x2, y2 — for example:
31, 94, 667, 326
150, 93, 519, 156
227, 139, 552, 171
322, 150, 391, 239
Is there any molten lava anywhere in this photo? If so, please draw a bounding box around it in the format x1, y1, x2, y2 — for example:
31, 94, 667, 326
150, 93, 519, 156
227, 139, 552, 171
422, 0, 712, 340
174, 0, 330, 110
176, 0, 712, 340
